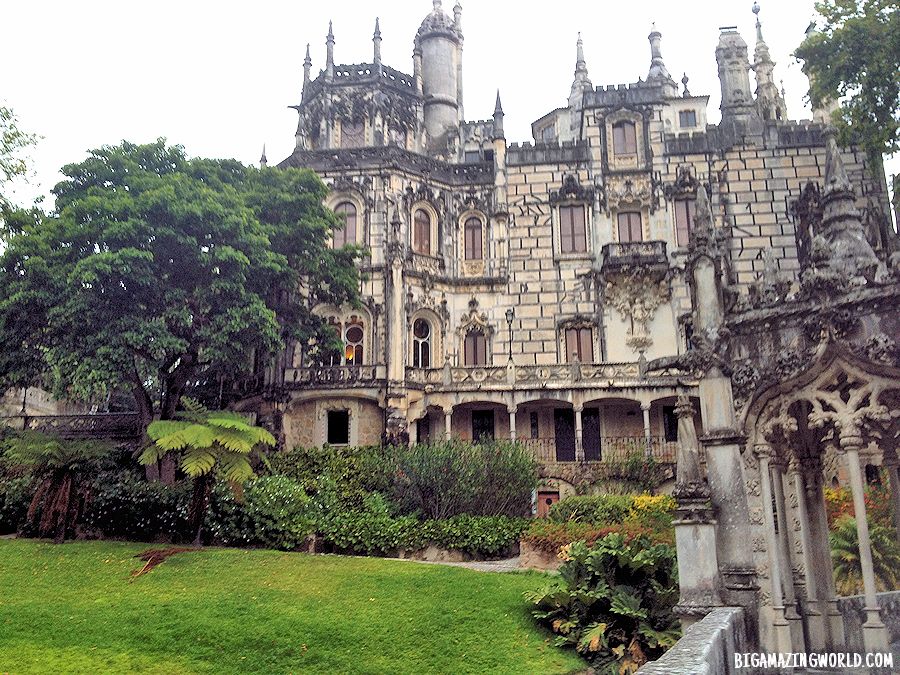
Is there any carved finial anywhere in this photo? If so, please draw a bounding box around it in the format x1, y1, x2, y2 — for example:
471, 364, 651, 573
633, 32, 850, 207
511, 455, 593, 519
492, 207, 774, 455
493, 90, 504, 139
325, 20, 335, 80
304, 43, 312, 66
259, 144, 267, 168
433, 0, 441, 9
681, 72, 691, 97
327, 20, 334, 41
302, 43, 312, 92
373, 17, 382, 67
374, 17, 381, 38
823, 127, 852, 196
575, 32, 586, 72
647, 24, 671, 81
694, 183, 713, 229
494, 89, 503, 115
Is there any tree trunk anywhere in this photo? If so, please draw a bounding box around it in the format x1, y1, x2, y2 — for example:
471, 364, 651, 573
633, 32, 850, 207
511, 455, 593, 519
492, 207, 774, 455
157, 352, 199, 485
187, 473, 212, 547
129, 358, 160, 482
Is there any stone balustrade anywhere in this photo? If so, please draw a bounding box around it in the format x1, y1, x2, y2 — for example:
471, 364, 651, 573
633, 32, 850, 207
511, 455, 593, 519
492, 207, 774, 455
0, 413, 143, 440
638, 607, 747, 675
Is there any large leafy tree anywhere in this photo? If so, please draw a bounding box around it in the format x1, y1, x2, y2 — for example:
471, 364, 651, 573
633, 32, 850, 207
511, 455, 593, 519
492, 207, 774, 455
795, 0, 899, 163
0, 104, 38, 213
0, 140, 360, 478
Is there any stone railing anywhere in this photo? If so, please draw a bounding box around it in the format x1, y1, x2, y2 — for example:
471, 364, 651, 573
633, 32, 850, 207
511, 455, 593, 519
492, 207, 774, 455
638, 607, 746, 675
0, 413, 143, 440
283, 365, 385, 389
521, 436, 677, 465
407, 251, 445, 275
836, 590, 900, 652
600, 240, 668, 273
406, 360, 683, 391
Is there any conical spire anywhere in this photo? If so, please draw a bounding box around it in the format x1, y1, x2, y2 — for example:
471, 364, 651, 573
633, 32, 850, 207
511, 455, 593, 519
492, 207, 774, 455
260, 144, 267, 168
325, 20, 335, 81
302, 43, 312, 94
373, 17, 382, 68
492, 89, 504, 139
750, 3, 785, 120
569, 33, 592, 108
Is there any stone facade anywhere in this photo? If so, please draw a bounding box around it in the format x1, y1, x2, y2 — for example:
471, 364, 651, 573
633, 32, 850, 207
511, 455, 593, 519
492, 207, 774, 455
247, 1, 895, 518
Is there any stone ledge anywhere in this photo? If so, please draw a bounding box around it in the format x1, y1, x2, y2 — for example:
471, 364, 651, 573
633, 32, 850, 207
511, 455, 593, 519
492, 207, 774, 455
638, 606, 746, 675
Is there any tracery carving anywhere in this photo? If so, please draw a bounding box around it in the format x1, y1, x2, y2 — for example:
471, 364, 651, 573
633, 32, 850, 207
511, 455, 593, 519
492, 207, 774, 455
604, 269, 671, 353
550, 174, 594, 204
663, 165, 700, 200
458, 297, 494, 337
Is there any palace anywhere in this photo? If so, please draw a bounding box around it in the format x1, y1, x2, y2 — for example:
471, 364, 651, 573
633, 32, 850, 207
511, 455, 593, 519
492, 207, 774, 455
250, 0, 900, 660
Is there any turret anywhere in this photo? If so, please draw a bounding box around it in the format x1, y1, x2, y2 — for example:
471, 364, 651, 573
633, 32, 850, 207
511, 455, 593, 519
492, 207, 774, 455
647, 25, 678, 97
716, 26, 759, 128
751, 3, 787, 121
415, 0, 463, 147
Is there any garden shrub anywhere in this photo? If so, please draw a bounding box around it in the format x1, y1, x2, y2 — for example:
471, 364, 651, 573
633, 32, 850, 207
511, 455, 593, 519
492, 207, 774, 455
824, 483, 892, 530
0, 475, 33, 534
84, 472, 192, 541
830, 515, 900, 595
526, 533, 680, 674
548, 494, 633, 526
206, 475, 316, 550
522, 520, 666, 555
423, 515, 529, 557
388, 439, 537, 519
628, 494, 676, 531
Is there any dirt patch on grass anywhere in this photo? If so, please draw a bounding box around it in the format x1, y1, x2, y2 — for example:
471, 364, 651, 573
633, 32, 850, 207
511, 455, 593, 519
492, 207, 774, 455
131, 546, 197, 578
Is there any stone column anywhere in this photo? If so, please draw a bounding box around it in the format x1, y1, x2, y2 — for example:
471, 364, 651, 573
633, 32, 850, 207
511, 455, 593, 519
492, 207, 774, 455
882, 446, 900, 543
672, 396, 722, 630
574, 405, 584, 462
841, 433, 889, 650
789, 462, 827, 650
444, 407, 453, 440
771, 458, 805, 651
508, 405, 517, 441
802, 463, 845, 648
756, 444, 793, 653
409, 417, 418, 446
641, 402, 653, 457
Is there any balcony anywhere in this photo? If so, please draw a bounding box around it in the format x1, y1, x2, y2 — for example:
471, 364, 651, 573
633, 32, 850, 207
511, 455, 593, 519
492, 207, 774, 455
600, 240, 668, 275
520, 436, 677, 465
283, 365, 386, 389
1, 413, 143, 440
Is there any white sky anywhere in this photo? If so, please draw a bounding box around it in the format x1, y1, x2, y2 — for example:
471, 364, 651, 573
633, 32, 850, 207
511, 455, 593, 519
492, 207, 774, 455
3, 0, 897, 209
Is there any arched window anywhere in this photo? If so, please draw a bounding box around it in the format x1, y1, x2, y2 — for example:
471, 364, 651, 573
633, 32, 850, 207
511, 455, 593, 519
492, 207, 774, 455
344, 321, 364, 365
464, 217, 483, 260
412, 318, 431, 367
413, 208, 431, 255
612, 121, 637, 155
464, 329, 487, 366
333, 202, 357, 248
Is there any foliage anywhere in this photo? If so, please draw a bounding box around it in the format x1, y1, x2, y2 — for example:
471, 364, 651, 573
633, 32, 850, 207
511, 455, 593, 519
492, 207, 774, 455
522, 520, 668, 555
629, 494, 677, 532
823, 482, 893, 529
830, 515, 900, 595
140, 397, 276, 544
82, 472, 191, 541
795, 0, 900, 162
0, 430, 114, 542
0, 539, 585, 674
387, 439, 538, 519
0, 475, 33, 535
0, 104, 38, 213
267, 444, 392, 509
548, 493, 675, 531
205, 475, 316, 550
0, 139, 361, 426
526, 534, 680, 674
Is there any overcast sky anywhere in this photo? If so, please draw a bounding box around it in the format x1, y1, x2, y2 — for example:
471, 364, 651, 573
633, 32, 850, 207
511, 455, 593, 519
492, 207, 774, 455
3, 0, 896, 209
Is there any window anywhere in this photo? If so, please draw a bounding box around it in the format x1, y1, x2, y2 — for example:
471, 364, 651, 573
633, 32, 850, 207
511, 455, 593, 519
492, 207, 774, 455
464, 217, 483, 260
675, 198, 696, 247
464, 150, 481, 163
341, 120, 365, 148
326, 410, 350, 445
412, 318, 431, 368
564, 327, 593, 363
541, 126, 556, 142
464, 330, 487, 366
663, 406, 678, 442
417, 416, 431, 443
612, 121, 637, 155
559, 205, 587, 254
413, 208, 431, 255
617, 212, 643, 242
344, 321, 364, 365
678, 110, 697, 128
333, 202, 357, 248
471, 410, 495, 442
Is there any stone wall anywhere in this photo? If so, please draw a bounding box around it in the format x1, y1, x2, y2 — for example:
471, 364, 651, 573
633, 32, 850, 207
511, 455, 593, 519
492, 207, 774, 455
836, 591, 900, 653
638, 607, 747, 675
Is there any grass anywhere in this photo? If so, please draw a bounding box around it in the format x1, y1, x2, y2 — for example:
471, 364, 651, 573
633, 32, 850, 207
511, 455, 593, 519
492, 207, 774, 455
0, 539, 585, 674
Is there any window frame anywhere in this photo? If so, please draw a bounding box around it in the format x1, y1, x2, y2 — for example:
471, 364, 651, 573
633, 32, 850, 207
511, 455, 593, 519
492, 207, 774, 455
674, 198, 696, 248
326, 409, 351, 445
678, 110, 697, 128
559, 204, 588, 254
612, 120, 637, 156
563, 326, 594, 363
412, 208, 432, 255
412, 317, 432, 368
332, 201, 357, 249
463, 329, 488, 366
463, 216, 484, 261
617, 211, 643, 243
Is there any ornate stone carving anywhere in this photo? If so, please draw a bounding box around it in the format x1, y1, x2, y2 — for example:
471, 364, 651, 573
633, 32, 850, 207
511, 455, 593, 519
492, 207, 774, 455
605, 175, 653, 212
458, 297, 494, 337
604, 269, 671, 353
663, 165, 701, 200
748, 249, 792, 309
549, 174, 594, 204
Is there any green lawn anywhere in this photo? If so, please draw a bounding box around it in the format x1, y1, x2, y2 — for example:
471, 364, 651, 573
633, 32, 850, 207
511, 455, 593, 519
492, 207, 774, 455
0, 539, 585, 674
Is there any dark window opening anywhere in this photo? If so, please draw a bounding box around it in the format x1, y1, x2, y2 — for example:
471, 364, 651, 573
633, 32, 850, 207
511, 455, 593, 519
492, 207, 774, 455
327, 409, 350, 445
678, 110, 697, 128
417, 416, 431, 443
612, 120, 637, 155
464, 217, 483, 260
617, 211, 643, 242
865, 465, 882, 486
675, 198, 696, 247
464, 150, 481, 163
583, 408, 601, 461
472, 410, 495, 442
553, 409, 576, 462
663, 406, 678, 443
464, 330, 487, 366
559, 205, 587, 253
530, 412, 539, 439
564, 327, 593, 363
